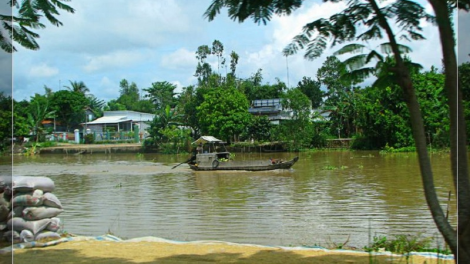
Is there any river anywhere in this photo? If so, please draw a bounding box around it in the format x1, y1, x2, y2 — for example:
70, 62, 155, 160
0, 151, 457, 249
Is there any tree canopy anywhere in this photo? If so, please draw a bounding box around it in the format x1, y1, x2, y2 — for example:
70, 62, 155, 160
1, 0, 75, 52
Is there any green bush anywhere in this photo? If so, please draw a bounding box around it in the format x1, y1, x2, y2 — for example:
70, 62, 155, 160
310, 133, 327, 148
364, 234, 440, 256
350, 136, 377, 150
84, 134, 94, 144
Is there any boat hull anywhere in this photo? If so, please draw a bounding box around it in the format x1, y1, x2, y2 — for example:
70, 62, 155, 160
189, 157, 299, 171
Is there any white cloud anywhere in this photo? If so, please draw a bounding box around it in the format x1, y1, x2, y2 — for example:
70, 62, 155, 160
161, 48, 197, 70
239, 1, 347, 86
83, 50, 146, 72
28, 63, 59, 77
98, 76, 120, 102
171, 81, 184, 94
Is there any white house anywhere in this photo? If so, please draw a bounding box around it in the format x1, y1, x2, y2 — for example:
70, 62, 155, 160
83, 110, 154, 134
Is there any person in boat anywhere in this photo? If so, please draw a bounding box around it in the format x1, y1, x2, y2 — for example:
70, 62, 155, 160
189, 148, 197, 164
196, 143, 203, 154
270, 158, 284, 164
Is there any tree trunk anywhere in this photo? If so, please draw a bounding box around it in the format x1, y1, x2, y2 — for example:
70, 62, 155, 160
368, 0, 458, 259
427, 0, 470, 262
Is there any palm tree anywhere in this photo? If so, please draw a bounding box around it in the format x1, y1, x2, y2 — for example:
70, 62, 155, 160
87, 95, 106, 118
333, 42, 422, 87
147, 105, 181, 145
27, 99, 55, 143
65, 80, 90, 95
204, 0, 467, 260
0, 0, 75, 53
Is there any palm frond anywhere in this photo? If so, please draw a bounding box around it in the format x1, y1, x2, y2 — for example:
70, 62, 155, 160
333, 43, 366, 56
203, 0, 224, 21
372, 74, 395, 88
356, 24, 382, 41
304, 35, 328, 60
407, 30, 425, 40
283, 43, 299, 56
365, 50, 383, 64
341, 67, 376, 84
342, 54, 367, 70
379, 42, 412, 54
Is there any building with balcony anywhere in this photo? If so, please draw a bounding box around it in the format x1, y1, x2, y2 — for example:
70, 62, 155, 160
248, 98, 293, 125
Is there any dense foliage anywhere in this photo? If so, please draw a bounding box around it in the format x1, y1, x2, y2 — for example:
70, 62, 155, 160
6, 45, 457, 152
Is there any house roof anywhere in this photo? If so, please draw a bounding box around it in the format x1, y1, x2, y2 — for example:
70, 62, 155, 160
192, 136, 224, 145
85, 116, 131, 124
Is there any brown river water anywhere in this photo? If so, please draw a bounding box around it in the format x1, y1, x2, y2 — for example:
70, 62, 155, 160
0, 151, 457, 249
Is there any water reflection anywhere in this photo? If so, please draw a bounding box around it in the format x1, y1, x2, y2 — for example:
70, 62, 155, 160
0, 151, 456, 248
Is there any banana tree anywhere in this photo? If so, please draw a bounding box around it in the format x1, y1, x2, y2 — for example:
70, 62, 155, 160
27, 99, 55, 143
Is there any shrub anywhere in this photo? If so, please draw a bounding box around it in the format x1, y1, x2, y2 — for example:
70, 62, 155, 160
84, 134, 94, 144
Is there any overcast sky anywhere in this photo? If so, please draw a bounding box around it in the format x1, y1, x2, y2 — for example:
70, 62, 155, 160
6, 0, 467, 103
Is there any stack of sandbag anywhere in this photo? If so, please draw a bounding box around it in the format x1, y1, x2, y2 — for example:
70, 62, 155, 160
0, 176, 64, 243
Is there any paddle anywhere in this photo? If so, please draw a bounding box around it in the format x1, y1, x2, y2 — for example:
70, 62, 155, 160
171, 158, 191, 169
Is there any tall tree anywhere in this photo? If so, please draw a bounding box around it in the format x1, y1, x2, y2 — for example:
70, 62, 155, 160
197, 87, 251, 143
212, 39, 226, 74
229, 50, 239, 76
194, 44, 213, 85
281, 87, 313, 150
204, 0, 467, 260
50, 90, 88, 131
117, 79, 140, 110
1, 0, 75, 52
65, 80, 89, 95
144, 81, 176, 110
177, 85, 201, 137
296, 76, 323, 108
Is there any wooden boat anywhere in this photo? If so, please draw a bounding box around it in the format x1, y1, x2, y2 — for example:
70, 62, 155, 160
186, 136, 299, 171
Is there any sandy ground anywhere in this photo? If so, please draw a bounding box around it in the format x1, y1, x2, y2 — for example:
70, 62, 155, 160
0, 239, 453, 264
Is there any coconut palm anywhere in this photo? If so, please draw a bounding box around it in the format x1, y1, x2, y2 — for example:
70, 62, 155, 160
65, 80, 90, 95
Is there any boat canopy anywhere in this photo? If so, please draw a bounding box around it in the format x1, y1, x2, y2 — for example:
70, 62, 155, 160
192, 136, 224, 145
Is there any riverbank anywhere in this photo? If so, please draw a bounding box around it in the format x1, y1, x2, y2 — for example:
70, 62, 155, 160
39, 143, 143, 154
1, 234, 453, 264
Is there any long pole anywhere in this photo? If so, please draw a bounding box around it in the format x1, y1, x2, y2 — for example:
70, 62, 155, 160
285, 55, 290, 87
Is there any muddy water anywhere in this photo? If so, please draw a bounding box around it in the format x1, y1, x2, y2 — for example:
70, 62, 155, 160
0, 151, 457, 248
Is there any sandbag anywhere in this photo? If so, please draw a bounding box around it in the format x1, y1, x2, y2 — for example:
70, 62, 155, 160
3, 187, 12, 202
12, 176, 55, 192
35, 230, 61, 241
20, 229, 34, 242
0, 195, 8, 207
7, 217, 51, 234
0, 176, 11, 190
8, 206, 24, 219
4, 230, 21, 243
32, 189, 43, 198
46, 217, 61, 232
42, 192, 62, 209
12, 193, 43, 207
23, 207, 63, 221
0, 204, 9, 222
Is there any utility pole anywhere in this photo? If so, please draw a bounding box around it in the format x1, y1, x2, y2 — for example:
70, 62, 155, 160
285, 55, 290, 88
